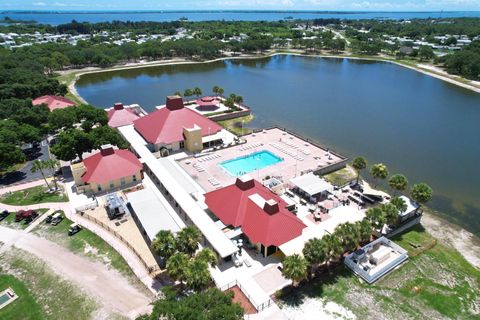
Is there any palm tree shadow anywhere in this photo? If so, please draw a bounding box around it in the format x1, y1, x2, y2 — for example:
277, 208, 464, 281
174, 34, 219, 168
277, 263, 355, 307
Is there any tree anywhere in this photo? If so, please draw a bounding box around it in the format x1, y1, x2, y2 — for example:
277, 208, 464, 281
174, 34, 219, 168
141, 287, 243, 320
184, 88, 193, 98
212, 85, 224, 96
352, 156, 367, 183
31, 160, 51, 190
355, 219, 372, 243
282, 254, 308, 286
185, 258, 212, 292
410, 183, 433, 204
174, 91, 182, 97
151, 230, 177, 261
322, 233, 343, 264
196, 248, 217, 267
193, 87, 202, 97
334, 222, 360, 252
370, 163, 389, 187
166, 252, 189, 284
390, 196, 407, 213
388, 174, 408, 195
366, 207, 385, 229
381, 203, 399, 226
0, 143, 26, 170
89, 126, 129, 150
44, 159, 60, 190
176, 226, 201, 256
418, 45, 434, 61
48, 107, 77, 131
50, 129, 93, 161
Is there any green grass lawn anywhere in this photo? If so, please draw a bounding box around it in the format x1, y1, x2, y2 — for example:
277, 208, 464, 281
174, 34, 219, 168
0, 274, 45, 320
322, 166, 357, 187
0, 209, 49, 230
32, 212, 136, 279
217, 114, 255, 136
0, 249, 97, 320
277, 225, 480, 319
0, 186, 68, 206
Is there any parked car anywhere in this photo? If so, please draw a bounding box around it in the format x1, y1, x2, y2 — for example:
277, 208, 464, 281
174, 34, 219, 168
15, 210, 36, 222
24, 211, 39, 224
0, 208, 9, 221
50, 212, 63, 226
45, 213, 54, 224
68, 223, 82, 236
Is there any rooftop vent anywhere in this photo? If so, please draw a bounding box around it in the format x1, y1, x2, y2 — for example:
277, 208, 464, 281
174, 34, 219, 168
113, 103, 124, 110
100, 146, 115, 156
263, 199, 279, 215
166, 96, 184, 111
235, 174, 255, 191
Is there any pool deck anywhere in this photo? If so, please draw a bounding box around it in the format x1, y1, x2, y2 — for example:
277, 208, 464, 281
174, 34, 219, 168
177, 127, 346, 192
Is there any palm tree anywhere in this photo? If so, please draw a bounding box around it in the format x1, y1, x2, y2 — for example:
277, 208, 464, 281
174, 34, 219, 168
281, 254, 308, 287
381, 203, 399, 226
370, 163, 389, 187
31, 160, 51, 190
366, 207, 385, 230
174, 91, 182, 97
410, 183, 433, 204
302, 238, 326, 276
193, 87, 202, 98
184, 88, 193, 98
44, 159, 60, 190
388, 174, 408, 195
166, 252, 189, 284
352, 157, 367, 183
334, 223, 359, 253
233, 95, 243, 104
390, 196, 407, 213
176, 226, 201, 256
186, 258, 212, 292
355, 219, 373, 244
151, 230, 177, 261
196, 248, 217, 267
322, 233, 343, 264
217, 87, 224, 97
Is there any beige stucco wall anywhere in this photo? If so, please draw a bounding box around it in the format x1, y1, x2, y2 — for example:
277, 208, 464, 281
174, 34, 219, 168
73, 169, 142, 194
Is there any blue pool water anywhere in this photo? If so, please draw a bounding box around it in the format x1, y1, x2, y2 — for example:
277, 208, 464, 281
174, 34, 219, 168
219, 151, 283, 176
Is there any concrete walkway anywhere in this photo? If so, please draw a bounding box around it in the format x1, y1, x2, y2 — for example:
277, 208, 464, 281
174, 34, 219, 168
0, 225, 152, 319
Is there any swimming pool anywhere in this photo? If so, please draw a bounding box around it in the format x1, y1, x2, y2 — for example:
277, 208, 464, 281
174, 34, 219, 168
219, 150, 283, 176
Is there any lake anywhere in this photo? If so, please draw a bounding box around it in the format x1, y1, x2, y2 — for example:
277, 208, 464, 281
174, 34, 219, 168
76, 55, 480, 236
2, 11, 480, 25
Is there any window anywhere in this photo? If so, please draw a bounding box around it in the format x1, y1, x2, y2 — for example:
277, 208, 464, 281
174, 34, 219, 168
109, 181, 115, 189
97, 185, 102, 191
132, 175, 137, 182
179, 141, 185, 149
120, 178, 126, 186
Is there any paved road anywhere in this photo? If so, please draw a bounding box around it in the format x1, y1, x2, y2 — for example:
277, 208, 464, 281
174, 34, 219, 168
0, 140, 52, 187
0, 224, 153, 319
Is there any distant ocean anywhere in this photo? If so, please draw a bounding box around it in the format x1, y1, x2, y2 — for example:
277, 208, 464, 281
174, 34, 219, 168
1, 10, 480, 25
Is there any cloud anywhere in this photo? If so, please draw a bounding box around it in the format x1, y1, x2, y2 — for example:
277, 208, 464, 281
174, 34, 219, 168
32, 1, 46, 6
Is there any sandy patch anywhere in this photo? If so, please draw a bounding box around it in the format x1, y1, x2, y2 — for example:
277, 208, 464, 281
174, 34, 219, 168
282, 297, 356, 320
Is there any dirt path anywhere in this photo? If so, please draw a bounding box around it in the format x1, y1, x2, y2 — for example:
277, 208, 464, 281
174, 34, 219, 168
421, 211, 480, 268
0, 225, 152, 319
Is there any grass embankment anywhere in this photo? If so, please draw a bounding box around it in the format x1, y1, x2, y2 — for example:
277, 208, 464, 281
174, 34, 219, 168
217, 114, 255, 136
277, 225, 480, 319
32, 211, 135, 279
0, 186, 68, 206
56, 72, 83, 105
0, 249, 96, 320
0, 209, 49, 230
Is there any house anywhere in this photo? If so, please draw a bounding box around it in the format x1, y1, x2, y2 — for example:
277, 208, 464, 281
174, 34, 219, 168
106, 103, 141, 128
133, 96, 224, 154
195, 96, 221, 111
71, 146, 143, 194
32, 95, 76, 112
204, 175, 307, 256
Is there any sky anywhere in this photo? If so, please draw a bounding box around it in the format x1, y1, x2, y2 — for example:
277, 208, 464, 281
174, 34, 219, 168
0, 0, 479, 11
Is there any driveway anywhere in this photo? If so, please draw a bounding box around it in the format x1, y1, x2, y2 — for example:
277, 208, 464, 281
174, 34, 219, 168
0, 139, 52, 186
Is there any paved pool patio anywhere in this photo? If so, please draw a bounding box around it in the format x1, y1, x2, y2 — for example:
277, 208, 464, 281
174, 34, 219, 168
177, 127, 347, 192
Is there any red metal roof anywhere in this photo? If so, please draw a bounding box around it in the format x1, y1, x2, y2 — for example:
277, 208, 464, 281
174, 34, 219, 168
204, 177, 306, 247
32, 95, 76, 112
81, 148, 142, 184
107, 105, 140, 128
196, 96, 220, 107
133, 97, 223, 145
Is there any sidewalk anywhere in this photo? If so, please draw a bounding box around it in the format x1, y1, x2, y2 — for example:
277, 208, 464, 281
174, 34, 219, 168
0, 179, 46, 195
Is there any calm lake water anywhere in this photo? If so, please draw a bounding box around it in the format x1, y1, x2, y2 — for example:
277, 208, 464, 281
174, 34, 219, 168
2, 11, 480, 25
76, 55, 480, 236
